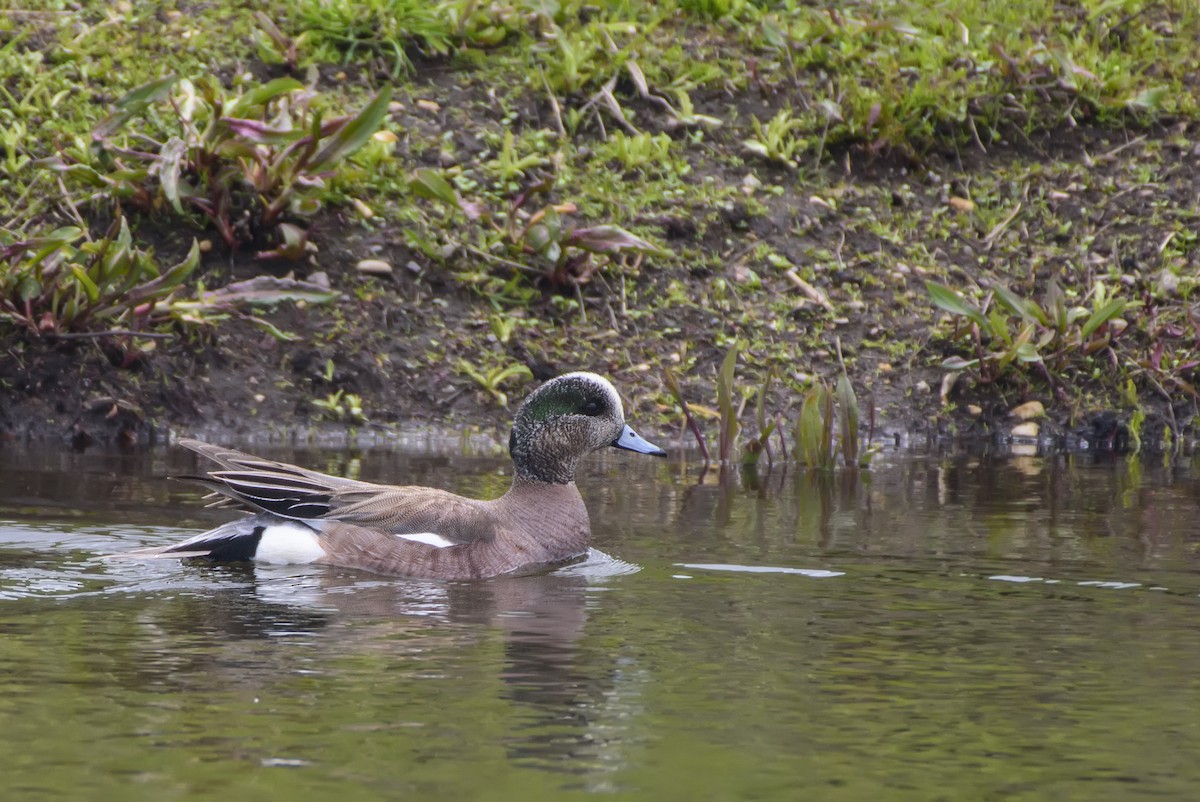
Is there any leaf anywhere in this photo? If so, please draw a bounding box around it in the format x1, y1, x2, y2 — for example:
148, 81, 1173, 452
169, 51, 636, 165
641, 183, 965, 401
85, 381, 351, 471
410, 168, 460, 207
254, 11, 290, 49
716, 344, 739, 462
18, 275, 41, 302
202, 276, 337, 307
1046, 278, 1067, 332
4, 225, 84, 255
988, 308, 1012, 347
221, 117, 300, 145
742, 140, 770, 158
796, 384, 832, 468
246, 315, 298, 341
95, 74, 179, 138
490, 363, 533, 385
941, 356, 979, 370
99, 217, 135, 285
215, 140, 262, 160
161, 239, 202, 287
997, 324, 1035, 371
307, 88, 392, 172
1080, 298, 1126, 339
993, 284, 1048, 326
36, 159, 109, 187
817, 98, 843, 122
567, 225, 668, 257
95, 237, 200, 317
1126, 86, 1169, 112
836, 372, 859, 467
1016, 342, 1043, 363
228, 77, 304, 117
68, 265, 101, 305
926, 280, 988, 330
159, 137, 188, 214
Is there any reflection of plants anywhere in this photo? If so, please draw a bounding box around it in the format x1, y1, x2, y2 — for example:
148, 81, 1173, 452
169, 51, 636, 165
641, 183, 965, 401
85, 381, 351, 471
927, 279, 1132, 384
0, 218, 198, 337
46, 75, 391, 250
458, 360, 533, 407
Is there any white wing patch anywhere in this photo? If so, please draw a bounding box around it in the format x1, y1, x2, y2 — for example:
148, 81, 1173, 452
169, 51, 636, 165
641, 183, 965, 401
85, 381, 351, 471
257, 523, 325, 564
397, 532, 457, 549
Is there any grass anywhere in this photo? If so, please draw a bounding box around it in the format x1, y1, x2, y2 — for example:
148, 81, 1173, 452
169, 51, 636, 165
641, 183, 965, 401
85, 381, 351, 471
2, 0, 1200, 440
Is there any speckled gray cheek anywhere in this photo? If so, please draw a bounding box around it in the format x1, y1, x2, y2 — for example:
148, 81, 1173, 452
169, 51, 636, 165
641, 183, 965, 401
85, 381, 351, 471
510, 416, 591, 484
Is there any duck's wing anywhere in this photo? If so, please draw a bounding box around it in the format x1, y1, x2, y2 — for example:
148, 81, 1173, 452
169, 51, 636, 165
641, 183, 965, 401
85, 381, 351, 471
176, 438, 383, 519
323, 486, 499, 543
175, 439, 499, 546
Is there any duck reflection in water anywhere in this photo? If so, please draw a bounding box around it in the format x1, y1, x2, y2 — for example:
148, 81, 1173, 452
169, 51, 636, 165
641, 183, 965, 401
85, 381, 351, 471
125, 556, 640, 783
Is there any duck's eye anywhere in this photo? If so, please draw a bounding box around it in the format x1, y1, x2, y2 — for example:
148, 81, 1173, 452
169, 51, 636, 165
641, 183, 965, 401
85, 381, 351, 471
580, 398, 605, 416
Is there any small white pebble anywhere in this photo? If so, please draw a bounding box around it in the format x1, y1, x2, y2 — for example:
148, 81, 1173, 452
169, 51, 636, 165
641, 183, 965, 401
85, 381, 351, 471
356, 259, 393, 276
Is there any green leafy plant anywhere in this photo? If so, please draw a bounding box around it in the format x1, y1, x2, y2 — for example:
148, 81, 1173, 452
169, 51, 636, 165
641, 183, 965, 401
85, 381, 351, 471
792, 364, 874, 470
457, 359, 533, 407
253, 11, 304, 71
46, 75, 391, 250
794, 382, 835, 469
599, 131, 675, 173
0, 217, 198, 338
294, 0, 455, 77
743, 109, 806, 169
486, 130, 549, 183
543, 27, 606, 94
927, 279, 1133, 385
312, 389, 367, 422
716, 345, 740, 463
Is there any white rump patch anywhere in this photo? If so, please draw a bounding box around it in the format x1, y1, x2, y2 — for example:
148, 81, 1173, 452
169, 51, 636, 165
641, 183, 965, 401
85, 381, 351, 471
397, 532, 457, 549
257, 523, 325, 564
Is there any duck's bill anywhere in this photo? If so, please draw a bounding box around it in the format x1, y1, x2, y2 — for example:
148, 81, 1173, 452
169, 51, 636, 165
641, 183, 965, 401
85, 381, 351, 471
612, 425, 668, 457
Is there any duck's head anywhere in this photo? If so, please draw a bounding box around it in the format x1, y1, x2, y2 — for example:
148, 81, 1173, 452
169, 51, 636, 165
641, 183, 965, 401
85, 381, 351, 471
509, 372, 666, 484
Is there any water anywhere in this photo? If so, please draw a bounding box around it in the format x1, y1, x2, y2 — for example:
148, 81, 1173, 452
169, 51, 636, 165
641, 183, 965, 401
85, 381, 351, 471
2, 443, 1199, 800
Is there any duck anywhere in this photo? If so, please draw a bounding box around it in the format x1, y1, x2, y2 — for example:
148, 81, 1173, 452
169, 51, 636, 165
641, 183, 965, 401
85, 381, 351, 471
124, 372, 666, 578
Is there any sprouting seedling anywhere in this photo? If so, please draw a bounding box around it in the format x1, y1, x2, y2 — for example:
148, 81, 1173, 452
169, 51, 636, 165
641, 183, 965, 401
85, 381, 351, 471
458, 360, 533, 407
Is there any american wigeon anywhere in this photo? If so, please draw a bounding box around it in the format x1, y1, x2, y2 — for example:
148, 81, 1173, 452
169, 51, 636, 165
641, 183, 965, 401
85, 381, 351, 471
125, 372, 666, 578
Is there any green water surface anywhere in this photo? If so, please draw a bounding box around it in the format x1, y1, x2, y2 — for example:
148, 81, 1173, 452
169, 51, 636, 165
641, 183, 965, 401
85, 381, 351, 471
1, 444, 1198, 801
